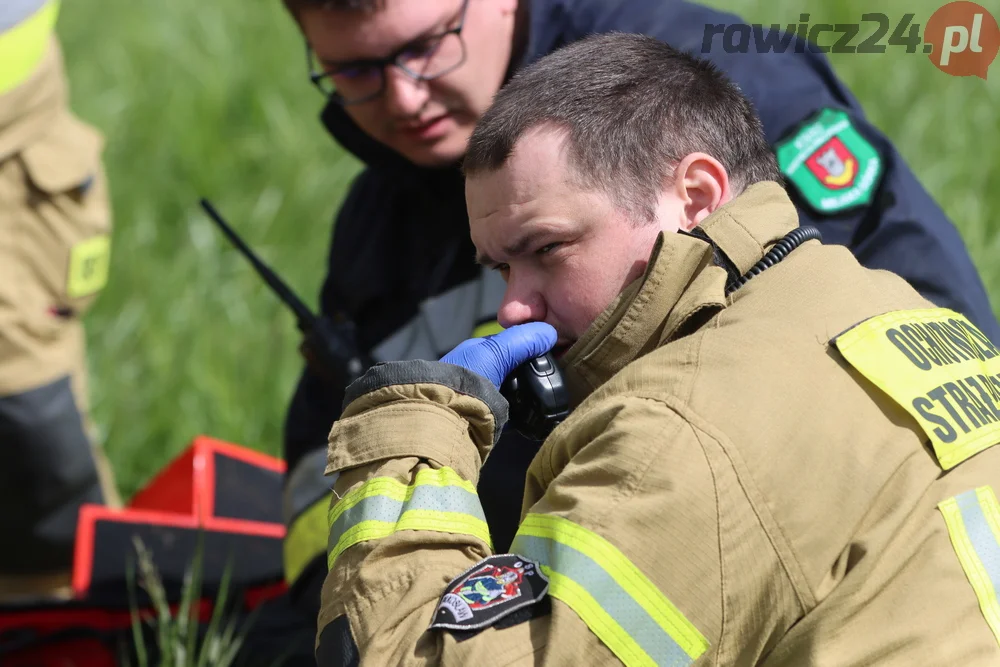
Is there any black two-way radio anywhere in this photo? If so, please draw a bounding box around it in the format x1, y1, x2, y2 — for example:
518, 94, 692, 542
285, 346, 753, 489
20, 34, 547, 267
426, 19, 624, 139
199, 199, 367, 384
500, 352, 569, 441
198, 198, 569, 440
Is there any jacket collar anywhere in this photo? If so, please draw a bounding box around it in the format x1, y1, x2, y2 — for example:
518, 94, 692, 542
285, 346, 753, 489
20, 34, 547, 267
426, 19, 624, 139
560, 181, 800, 404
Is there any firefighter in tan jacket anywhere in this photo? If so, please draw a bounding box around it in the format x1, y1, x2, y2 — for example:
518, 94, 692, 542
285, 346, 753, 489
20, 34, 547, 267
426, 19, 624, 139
315, 34, 1000, 665
0, 1, 118, 600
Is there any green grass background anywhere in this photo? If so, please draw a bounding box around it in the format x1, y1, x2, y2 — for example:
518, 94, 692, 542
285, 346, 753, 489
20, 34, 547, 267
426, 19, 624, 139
56, 0, 999, 499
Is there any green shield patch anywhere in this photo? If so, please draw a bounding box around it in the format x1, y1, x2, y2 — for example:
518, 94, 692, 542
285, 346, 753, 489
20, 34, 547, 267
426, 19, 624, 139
775, 108, 884, 215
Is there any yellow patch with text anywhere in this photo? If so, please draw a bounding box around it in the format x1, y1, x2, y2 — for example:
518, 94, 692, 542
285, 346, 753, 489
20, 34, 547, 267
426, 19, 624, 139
67, 235, 111, 299
834, 308, 1000, 470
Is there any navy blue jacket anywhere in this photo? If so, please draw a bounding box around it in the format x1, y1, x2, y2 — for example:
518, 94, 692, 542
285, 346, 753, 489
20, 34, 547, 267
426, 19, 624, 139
282, 0, 1000, 591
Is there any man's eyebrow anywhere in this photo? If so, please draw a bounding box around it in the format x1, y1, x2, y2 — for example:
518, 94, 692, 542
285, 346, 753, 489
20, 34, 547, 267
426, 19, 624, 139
320, 15, 454, 69
474, 230, 547, 267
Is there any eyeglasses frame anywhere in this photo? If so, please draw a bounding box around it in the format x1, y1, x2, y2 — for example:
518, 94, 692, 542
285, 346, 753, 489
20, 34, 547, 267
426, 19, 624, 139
305, 0, 472, 106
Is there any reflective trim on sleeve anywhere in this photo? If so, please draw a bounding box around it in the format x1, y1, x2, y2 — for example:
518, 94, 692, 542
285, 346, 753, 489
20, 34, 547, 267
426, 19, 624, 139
284, 493, 331, 585
282, 448, 334, 585
939, 485, 1000, 648
511, 513, 709, 667
1, 0, 48, 33
0, 0, 58, 95
326, 467, 491, 569
283, 447, 334, 528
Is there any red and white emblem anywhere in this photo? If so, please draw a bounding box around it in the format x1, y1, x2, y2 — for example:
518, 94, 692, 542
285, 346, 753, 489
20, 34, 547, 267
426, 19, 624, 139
805, 136, 858, 189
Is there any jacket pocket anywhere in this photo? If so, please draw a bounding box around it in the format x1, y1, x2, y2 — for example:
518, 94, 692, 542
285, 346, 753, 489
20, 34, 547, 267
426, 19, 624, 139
7, 110, 112, 339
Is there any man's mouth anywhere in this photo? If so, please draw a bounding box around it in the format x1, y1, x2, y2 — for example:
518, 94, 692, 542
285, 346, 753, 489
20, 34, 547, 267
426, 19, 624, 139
398, 114, 452, 140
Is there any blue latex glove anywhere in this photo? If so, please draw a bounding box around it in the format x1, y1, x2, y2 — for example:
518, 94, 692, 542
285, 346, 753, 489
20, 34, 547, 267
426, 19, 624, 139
440, 322, 557, 389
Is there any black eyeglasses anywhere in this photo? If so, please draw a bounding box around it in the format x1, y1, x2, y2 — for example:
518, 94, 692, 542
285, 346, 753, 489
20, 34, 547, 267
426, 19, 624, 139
307, 0, 470, 106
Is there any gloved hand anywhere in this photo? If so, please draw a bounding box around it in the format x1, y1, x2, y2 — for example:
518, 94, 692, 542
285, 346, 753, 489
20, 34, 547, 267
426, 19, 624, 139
440, 322, 557, 389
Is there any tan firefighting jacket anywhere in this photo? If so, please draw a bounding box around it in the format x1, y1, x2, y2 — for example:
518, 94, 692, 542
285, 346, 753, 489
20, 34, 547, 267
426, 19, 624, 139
1, 29, 112, 395
316, 181, 1000, 666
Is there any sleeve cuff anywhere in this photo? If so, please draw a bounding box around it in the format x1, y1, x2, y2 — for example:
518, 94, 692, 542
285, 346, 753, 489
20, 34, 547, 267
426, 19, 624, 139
327, 360, 510, 480
344, 359, 509, 447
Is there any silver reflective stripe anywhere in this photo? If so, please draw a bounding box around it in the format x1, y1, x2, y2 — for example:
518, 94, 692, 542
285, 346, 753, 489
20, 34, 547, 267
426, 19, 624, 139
283, 447, 335, 527
371, 269, 507, 362
940, 487, 1000, 646
956, 491, 1000, 590
327, 482, 486, 553
0, 0, 47, 33
513, 534, 698, 667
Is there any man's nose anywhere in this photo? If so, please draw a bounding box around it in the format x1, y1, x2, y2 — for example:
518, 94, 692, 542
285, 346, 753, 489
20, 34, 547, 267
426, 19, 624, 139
497, 282, 546, 329
383, 66, 430, 117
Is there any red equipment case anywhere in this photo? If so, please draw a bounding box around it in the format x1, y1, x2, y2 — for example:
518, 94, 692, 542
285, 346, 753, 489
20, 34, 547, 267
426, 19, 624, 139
0, 436, 291, 666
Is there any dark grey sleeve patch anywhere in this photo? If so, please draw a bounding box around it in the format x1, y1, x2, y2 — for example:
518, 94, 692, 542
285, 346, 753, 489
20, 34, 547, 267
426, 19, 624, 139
428, 554, 549, 633
316, 615, 359, 667
0, 375, 103, 573
343, 360, 509, 446
448, 596, 552, 643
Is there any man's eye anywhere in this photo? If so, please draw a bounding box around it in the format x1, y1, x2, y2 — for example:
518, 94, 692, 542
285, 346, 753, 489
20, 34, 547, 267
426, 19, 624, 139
537, 242, 561, 255
401, 38, 440, 60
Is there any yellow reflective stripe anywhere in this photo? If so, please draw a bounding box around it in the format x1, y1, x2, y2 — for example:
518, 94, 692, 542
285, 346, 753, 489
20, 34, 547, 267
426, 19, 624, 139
513, 513, 708, 665
329, 520, 397, 566
0, 0, 59, 95
283, 494, 330, 585
327, 466, 477, 529
395, 509, 492, 542
328, 477, 408, 528
326, 467, 490, 570
979, 487, 1000, 547
328, 510, 493, 568
939, 485, 1000, 647
540, 567, 649, 665
471, 320, 504, 338
521, 514, 707, 657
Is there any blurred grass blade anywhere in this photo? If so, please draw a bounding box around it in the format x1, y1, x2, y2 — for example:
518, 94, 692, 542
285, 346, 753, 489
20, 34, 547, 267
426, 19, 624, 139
128, 534, 255, 666
197, 549, 235, 667
125, 554, 149, 667
132, 536, 175, 663
181, 530, 207, 662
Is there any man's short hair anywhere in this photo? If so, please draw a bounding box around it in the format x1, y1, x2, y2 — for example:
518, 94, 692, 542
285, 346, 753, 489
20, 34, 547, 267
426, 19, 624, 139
464, 32, 782, 222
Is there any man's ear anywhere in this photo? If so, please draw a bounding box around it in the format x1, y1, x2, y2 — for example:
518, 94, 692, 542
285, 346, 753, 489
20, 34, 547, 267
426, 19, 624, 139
669, 153, 732, 232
